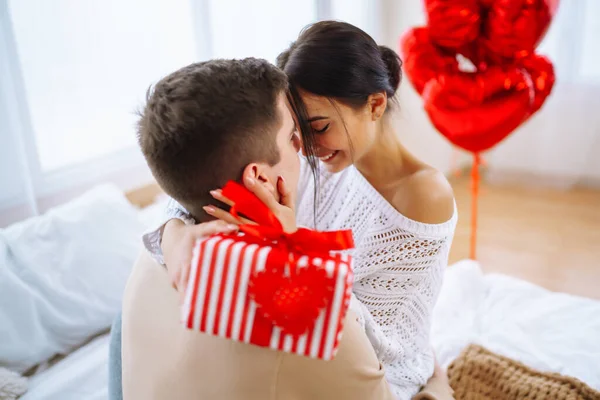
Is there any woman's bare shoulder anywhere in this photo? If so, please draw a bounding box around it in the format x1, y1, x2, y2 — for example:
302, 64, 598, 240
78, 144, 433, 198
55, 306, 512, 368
392, 167, 455, 224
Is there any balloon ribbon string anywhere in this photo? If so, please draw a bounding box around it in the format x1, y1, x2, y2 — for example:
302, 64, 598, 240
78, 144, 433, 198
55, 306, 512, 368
450, 147, 462, 178
470, 153, 481, 260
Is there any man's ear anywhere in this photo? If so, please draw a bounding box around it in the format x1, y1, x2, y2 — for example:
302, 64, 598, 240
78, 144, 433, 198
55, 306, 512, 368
242, 163, 279, 202
368, 92, 387, 121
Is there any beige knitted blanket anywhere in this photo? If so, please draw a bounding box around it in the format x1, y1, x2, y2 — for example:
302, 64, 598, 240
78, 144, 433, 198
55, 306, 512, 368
447, 344, 600, 400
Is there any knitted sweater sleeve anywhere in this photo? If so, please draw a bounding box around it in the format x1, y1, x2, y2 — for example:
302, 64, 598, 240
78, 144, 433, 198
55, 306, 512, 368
142, 197, 195, 265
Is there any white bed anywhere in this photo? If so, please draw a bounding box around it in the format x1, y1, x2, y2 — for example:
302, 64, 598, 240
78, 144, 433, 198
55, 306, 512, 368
4, 185, 600, 399
19, 260, 600, 399
431, 260, 600, 388
21, 334, 111, 400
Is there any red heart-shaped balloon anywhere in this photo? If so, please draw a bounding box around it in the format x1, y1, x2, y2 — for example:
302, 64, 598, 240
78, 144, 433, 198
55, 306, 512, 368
424, 0, 481, 50
401, 1, 557, 154
520, 54, 556, 112
423, 66, 534, 153
400, 27, 460, 95
483, 0, 558, 62
425, 0, 559, 63
248, 263, 334, 336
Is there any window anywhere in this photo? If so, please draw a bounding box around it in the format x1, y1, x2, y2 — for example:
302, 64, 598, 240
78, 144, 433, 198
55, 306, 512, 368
331, 0, 379, 40
579, 0, 600, 83
537, 0, 600, 85
209, 0, 316, 63
8, 0, 198, 172
207, 0, 378, 63
0, 0, 382, 226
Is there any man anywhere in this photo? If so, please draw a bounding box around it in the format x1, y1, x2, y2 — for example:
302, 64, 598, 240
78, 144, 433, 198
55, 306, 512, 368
121, 58, 394, 399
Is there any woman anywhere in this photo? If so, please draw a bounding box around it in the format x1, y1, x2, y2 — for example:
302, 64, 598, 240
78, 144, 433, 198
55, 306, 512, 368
156, 21, 456, 399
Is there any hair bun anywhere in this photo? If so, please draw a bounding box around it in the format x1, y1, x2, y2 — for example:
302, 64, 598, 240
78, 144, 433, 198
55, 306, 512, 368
378, 45, 402, 95
276, 48, 291, 70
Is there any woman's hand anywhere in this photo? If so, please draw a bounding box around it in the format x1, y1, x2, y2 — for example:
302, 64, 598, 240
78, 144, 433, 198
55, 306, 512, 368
412, 353, 454, 399
162, 219, 238, 303
161, 176, 295, 302
203, 176, 297, 233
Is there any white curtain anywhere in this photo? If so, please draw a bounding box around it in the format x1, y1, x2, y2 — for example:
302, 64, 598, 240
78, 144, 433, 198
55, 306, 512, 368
0, 0, 200, 226
0, 0, 379, 227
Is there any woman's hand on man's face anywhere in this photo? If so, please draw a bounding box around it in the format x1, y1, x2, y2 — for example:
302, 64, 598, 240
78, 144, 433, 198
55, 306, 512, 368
203, 175, 297, 233
163, 176, 296, 304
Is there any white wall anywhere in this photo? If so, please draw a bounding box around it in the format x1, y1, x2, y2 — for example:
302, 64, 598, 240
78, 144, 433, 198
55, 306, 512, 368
379, 0, 600, 188
486, 82, 600, 188
380, 0, 464, 175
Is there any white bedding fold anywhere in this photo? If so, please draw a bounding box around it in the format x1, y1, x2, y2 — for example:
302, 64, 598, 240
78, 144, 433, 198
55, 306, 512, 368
432, 260, 600, 390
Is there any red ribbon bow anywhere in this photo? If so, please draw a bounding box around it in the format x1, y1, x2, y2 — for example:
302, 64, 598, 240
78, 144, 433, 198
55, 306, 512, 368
221, 181, 354, 257
221, 181, 354, 335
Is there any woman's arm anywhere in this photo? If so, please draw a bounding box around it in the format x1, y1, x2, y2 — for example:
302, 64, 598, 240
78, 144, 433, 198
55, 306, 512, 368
155, 176, 296, 300
161, 218, 238, 297
413, 359, 454, 400
142, 199, 237, 297
142, 198, 196, 265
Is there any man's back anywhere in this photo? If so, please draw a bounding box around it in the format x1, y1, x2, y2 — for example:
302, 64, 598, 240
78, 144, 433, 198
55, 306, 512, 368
121, 252, 393, 400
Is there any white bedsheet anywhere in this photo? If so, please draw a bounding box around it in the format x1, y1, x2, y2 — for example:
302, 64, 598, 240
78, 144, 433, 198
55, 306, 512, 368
22, 260, 600, 399
432, 260, 600, 390
21, 334, 110, 400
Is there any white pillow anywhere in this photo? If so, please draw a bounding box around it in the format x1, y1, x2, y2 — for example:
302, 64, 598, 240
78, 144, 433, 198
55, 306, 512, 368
0, 184, 145, 373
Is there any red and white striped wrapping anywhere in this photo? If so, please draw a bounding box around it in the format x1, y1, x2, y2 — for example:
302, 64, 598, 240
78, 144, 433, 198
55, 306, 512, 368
181, 234, 354, 361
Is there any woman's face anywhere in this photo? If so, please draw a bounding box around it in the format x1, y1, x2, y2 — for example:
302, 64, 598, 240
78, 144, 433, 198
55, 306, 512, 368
298, 90, 381, 173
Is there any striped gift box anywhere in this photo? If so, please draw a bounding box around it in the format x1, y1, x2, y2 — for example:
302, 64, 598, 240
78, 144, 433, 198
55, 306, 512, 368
181, 234, 354, 361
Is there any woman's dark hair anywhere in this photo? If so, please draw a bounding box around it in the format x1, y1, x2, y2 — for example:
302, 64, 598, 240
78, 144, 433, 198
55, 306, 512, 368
278, 21, 402, 226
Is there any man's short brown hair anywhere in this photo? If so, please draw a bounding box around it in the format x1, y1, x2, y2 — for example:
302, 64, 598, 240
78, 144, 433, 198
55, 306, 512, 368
137, 59, 288, 221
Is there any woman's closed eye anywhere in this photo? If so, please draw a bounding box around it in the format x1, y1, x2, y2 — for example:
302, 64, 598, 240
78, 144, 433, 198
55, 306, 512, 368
312, 123, 330, 134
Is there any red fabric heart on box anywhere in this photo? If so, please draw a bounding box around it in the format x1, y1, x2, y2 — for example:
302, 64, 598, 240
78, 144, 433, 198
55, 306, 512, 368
248, 263, 335, 336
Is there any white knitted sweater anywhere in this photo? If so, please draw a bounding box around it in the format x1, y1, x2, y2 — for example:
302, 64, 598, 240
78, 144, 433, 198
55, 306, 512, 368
143, 158, 457, 400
